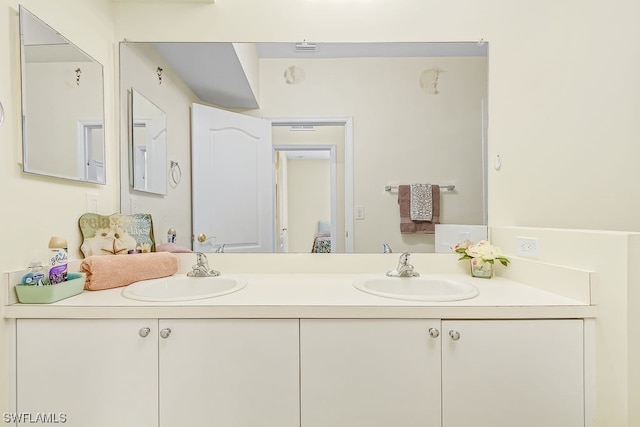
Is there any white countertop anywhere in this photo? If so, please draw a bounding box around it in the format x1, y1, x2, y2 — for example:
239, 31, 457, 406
4, 273, 596, 319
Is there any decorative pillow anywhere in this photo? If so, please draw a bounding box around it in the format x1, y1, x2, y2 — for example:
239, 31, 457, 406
78, 213, 156, 258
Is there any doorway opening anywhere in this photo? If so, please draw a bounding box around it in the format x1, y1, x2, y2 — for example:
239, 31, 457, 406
270, 117, 354, 252
273, 145, 336, 253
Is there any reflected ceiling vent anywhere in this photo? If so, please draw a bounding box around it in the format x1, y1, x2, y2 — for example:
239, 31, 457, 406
294, 42, 318, 53
289, 125, 315, 131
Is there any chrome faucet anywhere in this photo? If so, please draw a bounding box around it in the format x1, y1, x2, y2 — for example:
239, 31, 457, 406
386, 252, 420, 277
187, 252, 221, 277
214, 244, 226, 253
382, 243, 393, 253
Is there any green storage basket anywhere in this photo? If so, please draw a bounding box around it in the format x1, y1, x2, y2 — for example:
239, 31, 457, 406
15, 272, 85, 304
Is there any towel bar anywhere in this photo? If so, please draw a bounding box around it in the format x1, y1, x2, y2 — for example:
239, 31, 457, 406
385, 184, 455, 192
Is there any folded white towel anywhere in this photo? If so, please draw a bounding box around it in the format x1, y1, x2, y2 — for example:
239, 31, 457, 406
410, 184, 433, 221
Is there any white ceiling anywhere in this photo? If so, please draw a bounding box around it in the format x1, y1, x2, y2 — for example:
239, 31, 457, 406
150, 42, 488, 109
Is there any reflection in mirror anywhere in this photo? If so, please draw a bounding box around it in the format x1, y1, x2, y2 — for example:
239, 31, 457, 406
19, 6, 105, 184
130, 88, 168, 195
120, 42, 488, 253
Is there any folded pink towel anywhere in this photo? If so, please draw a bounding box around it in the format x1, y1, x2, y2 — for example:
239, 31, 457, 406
80, 252, 179, 291
156, 243, 194, 253
398, 184, 440, 234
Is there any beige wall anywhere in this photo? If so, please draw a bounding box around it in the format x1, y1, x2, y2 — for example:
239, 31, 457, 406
119, 42, 196, 248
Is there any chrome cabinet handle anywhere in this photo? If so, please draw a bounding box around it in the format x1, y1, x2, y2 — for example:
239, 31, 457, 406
160, 328, 172, 339
428, 328, 440, 338
139, 327, 151, 338
449, 330, 461, 341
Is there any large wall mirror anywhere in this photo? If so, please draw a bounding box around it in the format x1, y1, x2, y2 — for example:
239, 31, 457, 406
19, 6, 106, 184
120, 41, 488, 253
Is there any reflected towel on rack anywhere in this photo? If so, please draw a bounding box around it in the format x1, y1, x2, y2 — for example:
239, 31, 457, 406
398, 184, 440, 234
410, 184, 433, 221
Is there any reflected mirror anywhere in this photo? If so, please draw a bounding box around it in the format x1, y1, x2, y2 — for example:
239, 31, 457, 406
19, 6, 106, 184
120, 41, 488, 253
130, 88, 168, 195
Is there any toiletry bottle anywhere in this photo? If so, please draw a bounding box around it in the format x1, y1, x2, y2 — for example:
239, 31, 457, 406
48, 236, 68, 284
21, 261, 47, 286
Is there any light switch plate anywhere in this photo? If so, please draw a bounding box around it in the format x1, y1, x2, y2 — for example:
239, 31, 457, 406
85, 193, 98, 213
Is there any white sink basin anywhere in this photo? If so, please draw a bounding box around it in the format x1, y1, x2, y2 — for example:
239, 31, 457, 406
121, 275, 246, 302
353, 276, 479, 302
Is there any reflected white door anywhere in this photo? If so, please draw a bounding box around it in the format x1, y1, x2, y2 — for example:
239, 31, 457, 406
276, 151, 289, 252
192, 103, 274, 252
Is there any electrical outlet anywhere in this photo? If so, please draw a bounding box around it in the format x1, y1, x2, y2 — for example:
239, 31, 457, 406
355, 206, 365, 220
458, 232, 471, 242
85, 193, 98, 213
516, 237, 539, 258
130, 197, 138, 213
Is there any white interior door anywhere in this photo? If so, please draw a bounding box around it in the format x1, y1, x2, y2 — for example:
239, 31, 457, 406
192, 103, 274, 252
276, 151, 289, 252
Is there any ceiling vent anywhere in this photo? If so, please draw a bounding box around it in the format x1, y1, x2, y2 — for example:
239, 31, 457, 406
294, 42, 318, 53
289, 125, 315, 131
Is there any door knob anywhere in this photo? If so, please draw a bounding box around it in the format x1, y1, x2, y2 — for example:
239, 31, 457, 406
197, 233, 216, 243
449, 330, 461, 341
139, 327, 151, 338
160, 328, 172, 339
428, 328, 440, 338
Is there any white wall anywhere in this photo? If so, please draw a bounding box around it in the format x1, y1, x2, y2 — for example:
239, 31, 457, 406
119, 42, 196, 248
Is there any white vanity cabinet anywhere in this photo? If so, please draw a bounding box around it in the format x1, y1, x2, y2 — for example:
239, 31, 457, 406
16, 319, 159, 427
158, 319, 299, 427
299, 318, 586, 427
441, 319, 585, 427
300, 319, 442, 427
15, 317, 587, 427
15, 318, 300, 427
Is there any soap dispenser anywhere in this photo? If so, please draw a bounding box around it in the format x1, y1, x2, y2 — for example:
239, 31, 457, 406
21, 261, 47, 286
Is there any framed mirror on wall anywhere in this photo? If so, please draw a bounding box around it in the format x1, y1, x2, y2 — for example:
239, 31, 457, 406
130, 88, 167, 195
19, 6, 106, 184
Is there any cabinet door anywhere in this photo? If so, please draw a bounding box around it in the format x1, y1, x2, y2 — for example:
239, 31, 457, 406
16, 319, 158, 427
158, 319, 299, 427
300, 319, 442, 427
442, 319, 584, 427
